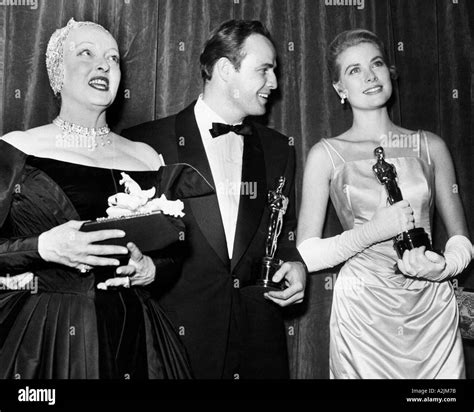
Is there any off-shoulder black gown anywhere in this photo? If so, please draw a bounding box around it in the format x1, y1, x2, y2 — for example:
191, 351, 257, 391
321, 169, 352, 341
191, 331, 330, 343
0, 141, 193, 379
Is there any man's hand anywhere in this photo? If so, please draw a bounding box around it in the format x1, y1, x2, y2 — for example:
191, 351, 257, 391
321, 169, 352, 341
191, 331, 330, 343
264, 261, 306, 306
97, 242, 156, 289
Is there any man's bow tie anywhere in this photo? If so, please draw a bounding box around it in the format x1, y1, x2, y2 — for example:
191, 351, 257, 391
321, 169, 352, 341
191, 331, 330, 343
209, 122, 253, 138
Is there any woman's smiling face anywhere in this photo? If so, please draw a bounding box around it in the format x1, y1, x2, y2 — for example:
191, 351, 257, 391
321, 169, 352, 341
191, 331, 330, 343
61, 25, 121, 109
334, 42, 392, 110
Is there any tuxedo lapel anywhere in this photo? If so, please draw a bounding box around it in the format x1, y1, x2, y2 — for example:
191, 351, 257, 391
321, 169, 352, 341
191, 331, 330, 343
175, 103, 229, 267
231, 124, 267, 272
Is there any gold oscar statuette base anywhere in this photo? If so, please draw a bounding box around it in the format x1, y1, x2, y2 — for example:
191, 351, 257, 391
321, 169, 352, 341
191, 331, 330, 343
241, 257, 285, 298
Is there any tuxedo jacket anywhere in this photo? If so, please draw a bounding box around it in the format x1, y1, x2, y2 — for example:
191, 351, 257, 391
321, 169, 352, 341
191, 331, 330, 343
122, 102, 302, 379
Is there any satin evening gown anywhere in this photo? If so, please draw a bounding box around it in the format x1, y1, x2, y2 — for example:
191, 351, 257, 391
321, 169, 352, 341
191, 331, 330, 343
320, 133, 464, 379
0, 141, 193, 379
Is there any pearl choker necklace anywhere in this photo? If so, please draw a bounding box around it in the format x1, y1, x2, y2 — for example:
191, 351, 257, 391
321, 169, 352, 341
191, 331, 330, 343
53, 116, 112, 151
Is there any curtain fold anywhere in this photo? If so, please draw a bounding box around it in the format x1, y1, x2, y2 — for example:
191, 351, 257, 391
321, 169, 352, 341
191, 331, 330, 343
1, 0, 472, 379
0, 4, 6, 134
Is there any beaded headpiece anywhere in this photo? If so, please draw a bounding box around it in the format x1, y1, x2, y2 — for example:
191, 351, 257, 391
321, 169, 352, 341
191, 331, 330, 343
45, 18, 111, 95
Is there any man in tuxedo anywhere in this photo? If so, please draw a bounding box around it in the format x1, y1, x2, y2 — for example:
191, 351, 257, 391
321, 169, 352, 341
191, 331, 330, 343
122, 20, 306, 379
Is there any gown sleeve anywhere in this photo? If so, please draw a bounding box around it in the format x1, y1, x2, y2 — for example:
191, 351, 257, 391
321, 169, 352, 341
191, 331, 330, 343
0, 141, 43, 275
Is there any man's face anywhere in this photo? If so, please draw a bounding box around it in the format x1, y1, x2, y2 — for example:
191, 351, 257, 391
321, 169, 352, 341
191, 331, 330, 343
227, 34, 277, 119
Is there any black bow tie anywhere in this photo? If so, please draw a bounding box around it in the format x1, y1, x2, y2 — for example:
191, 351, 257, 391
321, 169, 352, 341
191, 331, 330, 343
209, 122, 252, 138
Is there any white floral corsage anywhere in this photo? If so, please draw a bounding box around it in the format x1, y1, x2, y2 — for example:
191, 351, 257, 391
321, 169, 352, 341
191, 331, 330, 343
106, 172, 185, 218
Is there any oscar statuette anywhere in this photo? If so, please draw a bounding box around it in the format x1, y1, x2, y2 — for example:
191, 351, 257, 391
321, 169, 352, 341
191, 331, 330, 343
242, 176, 289, 296
372, 146, 432, 258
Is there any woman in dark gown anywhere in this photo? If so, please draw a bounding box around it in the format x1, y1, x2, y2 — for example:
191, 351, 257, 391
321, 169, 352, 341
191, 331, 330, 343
0, 18, 195, 379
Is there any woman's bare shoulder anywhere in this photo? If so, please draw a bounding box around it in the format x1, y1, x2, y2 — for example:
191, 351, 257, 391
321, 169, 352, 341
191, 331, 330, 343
113, 133, 164, 170
2, 130, 28, 144
322, 130, 353, 148
420, 130, 444, 146
304, 135, 346, 176
2, 125, 55, 154
419, 130, 452, 165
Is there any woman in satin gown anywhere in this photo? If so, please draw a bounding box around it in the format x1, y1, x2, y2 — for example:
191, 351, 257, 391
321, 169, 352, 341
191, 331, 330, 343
297, 29, 472, 378
0, 19, 193, 378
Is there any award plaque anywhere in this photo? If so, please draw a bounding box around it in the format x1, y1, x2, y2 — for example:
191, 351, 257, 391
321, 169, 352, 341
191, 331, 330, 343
372, 146, 432, 258
242, 176, 289, 296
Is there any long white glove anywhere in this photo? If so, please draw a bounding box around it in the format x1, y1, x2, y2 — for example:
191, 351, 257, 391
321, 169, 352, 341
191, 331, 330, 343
297, 201, 414, 273
412, 235, 472, 282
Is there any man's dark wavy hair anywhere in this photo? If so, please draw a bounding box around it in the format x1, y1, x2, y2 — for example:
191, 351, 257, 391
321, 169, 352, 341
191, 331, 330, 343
200, 19, 272, 81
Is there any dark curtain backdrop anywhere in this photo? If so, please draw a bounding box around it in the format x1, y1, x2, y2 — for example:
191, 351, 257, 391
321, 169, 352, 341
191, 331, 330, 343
0, 0, 473, 379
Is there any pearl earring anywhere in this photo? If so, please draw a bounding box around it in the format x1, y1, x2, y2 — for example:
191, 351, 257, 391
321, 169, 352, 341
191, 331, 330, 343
340, 95, 346, 105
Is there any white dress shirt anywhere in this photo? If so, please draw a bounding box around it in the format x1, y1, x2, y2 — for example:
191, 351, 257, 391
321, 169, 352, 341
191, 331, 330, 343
194, 96, 244, 259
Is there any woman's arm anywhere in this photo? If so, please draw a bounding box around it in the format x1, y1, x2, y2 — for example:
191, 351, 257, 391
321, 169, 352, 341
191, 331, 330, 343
0, 134, 131, 274
296, 142, 332, 244
429, 132, 469, 238
398, 132, 472, 280
0, 235, 43, 275
0, 133, 46, 274
297, 141, 416, 273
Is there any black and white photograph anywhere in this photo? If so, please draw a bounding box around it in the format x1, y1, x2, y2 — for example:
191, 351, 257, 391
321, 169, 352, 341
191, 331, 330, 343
0, 0, 473, 408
